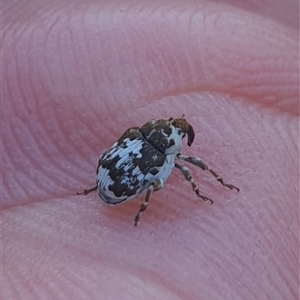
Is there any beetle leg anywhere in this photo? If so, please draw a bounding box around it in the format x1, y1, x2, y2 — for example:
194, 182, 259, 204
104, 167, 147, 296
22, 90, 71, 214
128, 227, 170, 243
175, 163, 214, 204
77, 185, 98, 195
133, 179, 164, 226
176, 154, 239, 192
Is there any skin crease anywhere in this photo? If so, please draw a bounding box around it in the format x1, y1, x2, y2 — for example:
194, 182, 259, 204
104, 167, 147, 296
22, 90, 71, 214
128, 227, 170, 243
2, 0, 299, 299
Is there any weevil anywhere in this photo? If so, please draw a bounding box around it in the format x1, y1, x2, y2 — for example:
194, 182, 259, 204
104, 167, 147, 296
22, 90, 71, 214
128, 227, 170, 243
78, 117, 239, 225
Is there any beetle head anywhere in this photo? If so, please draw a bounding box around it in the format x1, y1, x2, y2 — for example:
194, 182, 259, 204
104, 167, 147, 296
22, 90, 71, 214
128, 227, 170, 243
172, 118, 195, 147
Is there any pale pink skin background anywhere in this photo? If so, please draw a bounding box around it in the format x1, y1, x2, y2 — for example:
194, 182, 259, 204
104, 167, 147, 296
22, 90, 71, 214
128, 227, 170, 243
2, 0, 299, 299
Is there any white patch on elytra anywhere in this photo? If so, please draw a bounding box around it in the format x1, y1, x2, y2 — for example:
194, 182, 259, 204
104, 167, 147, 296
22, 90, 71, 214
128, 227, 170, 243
114, 139, 143, 169
97, 168, 114, 192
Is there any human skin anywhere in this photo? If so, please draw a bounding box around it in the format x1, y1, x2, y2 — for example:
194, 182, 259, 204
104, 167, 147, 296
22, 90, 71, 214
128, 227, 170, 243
2, 0, 299, 299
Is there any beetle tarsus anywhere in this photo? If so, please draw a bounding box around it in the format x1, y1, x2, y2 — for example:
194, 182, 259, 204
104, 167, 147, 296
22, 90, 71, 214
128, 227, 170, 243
77, 185, 97, 196
217, 178, 240, 192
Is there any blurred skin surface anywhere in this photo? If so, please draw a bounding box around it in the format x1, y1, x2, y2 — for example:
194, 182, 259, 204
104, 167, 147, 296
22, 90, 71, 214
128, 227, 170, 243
2, 0, 299, 299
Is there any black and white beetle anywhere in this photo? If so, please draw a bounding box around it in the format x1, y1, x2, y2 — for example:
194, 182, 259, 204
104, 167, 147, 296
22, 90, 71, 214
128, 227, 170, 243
78, 117, 239, 225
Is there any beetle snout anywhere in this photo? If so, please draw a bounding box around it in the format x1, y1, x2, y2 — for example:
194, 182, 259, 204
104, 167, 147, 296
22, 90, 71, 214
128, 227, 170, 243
187, 125, 195, 146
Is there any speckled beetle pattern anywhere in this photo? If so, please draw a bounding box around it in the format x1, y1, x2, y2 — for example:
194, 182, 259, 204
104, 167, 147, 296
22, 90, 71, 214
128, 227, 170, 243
78, 117, 239, 226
